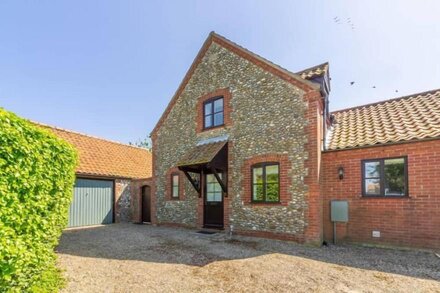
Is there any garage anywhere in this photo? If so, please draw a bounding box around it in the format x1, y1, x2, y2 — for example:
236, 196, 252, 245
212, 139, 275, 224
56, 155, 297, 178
40, 123, 152, 226
68, 178, 114, 227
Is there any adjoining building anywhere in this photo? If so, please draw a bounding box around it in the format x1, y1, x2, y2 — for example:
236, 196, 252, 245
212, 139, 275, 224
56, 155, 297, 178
37, 123, 153, 227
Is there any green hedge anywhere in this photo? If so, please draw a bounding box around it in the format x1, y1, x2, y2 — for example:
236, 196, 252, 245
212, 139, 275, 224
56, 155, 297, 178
0, 108, 77, 292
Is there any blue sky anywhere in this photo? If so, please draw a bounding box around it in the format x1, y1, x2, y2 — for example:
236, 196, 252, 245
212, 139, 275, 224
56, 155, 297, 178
1, 1, 439, 143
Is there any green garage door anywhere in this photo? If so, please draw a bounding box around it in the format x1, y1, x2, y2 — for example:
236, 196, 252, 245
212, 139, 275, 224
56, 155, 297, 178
68, 178, 114, 227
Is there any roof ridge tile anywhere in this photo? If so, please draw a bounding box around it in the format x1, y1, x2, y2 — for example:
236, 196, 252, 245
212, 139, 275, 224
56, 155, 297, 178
32, 121, 151, 153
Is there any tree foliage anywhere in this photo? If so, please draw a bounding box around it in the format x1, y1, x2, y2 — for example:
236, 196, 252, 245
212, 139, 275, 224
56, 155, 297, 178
0, 108, 78, 292
129, 136, 152, 150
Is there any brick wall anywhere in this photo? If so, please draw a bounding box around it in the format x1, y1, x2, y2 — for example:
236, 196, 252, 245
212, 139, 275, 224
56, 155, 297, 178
321, 139, 440, 249
303, 92, 324, 245
131, 178, 153, 223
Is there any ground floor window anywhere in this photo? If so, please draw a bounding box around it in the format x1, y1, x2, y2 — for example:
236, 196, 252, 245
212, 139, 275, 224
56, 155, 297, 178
252, 162, 280, 202
171, 173, 180, 199
362, 157, 408, 197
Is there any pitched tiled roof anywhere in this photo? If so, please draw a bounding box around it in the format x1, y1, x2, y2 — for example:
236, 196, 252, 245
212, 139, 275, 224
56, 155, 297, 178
177, 140, 227, 167
296, 62, 329, 80
327, 89, 440, 150
36, 123, 152, 179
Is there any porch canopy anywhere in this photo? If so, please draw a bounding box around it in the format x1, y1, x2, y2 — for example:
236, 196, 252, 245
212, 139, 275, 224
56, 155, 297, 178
177, 140, 228, 195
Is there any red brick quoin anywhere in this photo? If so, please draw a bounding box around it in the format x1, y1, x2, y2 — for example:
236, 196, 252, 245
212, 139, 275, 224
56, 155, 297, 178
303, 91, 325, 244
241, 153, 291, 206
165, 167, 185, 201
195, 88, 232, 134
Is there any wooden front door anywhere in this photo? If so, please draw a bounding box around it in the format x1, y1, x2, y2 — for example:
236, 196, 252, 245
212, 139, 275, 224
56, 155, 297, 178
142, 186, 151, 223
204, 173, 224, 228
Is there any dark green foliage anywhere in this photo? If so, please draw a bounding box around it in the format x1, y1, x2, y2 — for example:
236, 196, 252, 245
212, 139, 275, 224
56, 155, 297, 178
0, 108, 77, 292
129, 136, 152, 150
252, 164, 280, 202
384, 159, 405, 195
252, 184, 279, 202
266, 183, 279, 202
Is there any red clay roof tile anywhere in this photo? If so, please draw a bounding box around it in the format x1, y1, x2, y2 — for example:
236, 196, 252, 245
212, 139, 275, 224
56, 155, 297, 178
36, 123, 152, 179
327, 89, 440, 150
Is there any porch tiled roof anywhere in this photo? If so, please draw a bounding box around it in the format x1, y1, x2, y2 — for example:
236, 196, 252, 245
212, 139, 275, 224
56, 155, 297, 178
327, 89, 440, 150
177, 141, 227, 167
37, 123, 152, 179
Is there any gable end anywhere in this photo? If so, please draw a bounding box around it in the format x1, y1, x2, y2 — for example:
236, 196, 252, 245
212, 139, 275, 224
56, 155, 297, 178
151, 32, 321, 137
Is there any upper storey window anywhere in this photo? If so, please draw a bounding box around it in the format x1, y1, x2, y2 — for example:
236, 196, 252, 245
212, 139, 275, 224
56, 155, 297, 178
203, 96, 224, 129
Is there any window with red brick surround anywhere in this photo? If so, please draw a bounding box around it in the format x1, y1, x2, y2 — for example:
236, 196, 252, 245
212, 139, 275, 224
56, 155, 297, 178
242, 154, 291, 206
196, 88, 232, 133
361, 156, 408, 197
165, 167, 185, 200
251, 162, 280, 203
171, 173, 180, 199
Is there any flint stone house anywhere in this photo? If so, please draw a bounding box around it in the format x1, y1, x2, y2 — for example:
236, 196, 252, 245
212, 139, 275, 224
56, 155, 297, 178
37, 123, 153, 227
150, 32, 440, 249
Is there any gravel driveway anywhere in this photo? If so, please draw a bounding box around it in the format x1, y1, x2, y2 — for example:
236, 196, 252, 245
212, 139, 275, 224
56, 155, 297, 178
57, 223, 440, 292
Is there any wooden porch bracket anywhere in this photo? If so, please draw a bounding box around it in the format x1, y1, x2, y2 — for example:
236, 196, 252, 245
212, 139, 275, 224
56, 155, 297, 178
210, 166, 227, 195
182, 170, 201, 195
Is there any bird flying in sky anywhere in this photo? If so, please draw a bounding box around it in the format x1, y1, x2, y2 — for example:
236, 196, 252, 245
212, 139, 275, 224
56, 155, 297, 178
333, 16, 355, 29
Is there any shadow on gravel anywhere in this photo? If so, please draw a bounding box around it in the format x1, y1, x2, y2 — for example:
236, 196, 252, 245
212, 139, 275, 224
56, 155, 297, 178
57, 223, 440, 281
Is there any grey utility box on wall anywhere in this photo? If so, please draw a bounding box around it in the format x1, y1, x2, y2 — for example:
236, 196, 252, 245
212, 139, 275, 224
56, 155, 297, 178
331, 200, 349, 222
330, 200, 348, 245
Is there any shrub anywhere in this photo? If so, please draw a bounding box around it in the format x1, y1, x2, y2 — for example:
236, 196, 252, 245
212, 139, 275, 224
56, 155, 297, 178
0, 108, 77, 292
